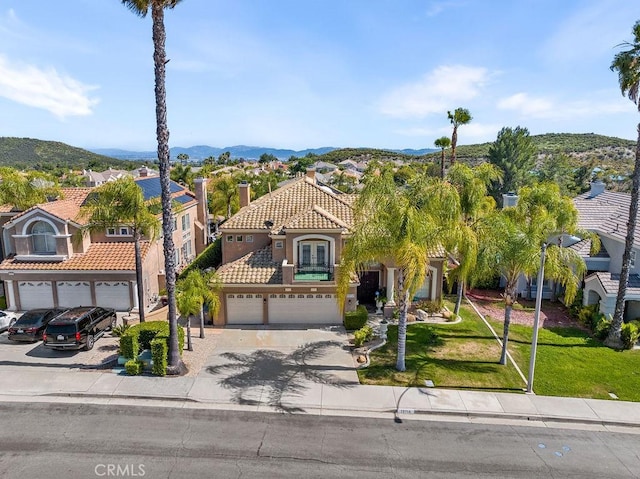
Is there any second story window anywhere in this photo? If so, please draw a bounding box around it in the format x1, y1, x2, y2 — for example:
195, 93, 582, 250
181, 213, 190, 232
30, 221, 56, 254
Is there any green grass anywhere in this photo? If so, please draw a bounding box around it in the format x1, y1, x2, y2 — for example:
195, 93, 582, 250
361, 303, 640, 401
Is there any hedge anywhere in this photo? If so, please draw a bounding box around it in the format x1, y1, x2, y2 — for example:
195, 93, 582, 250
119, 321, 185, 376
344, 305, 368, 331
179, 237, 222, 279
125, 359, 144, 375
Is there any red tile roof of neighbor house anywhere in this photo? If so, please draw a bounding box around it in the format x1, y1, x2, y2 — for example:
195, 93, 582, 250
0, 242, 150, 271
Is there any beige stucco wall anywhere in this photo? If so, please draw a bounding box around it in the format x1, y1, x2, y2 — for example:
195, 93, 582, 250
222, 232, 270, 264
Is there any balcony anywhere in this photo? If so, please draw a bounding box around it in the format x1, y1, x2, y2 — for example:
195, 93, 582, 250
294, 263, 334, 281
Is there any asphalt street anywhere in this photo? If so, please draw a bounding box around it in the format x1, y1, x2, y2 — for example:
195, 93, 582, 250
0, 402, 638, 478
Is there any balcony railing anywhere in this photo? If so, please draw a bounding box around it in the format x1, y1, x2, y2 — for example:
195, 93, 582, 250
294, 263, 334, 281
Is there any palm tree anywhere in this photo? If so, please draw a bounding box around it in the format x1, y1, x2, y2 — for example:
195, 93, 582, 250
608, 20, 640, 348
447, 108, 472, 165
77, 177, 161, 323
176, 269, 221, 346
338, 166, 459, 371
170, 163, 194, 189
0, 168, 61, 210
209, 175, 239, 219
122, 0, 183, 373
434, 136, 451, 179
446, 163, 502, 315
475, 183, 588, 365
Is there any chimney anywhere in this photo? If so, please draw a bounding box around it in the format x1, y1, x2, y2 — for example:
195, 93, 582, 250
502, 192, 519, 208
138, 166, 149, 178
306, 168, 316, 183
193, 178, 208, 253
589, 181, 605, 198
238, 181, 251, 208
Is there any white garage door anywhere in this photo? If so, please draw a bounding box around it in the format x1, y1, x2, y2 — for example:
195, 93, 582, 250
57, 281, 92, 308
268, 294, 341, 324
95, 281, 131, 311
18, 281, 54, 310
226, 294, 263, 325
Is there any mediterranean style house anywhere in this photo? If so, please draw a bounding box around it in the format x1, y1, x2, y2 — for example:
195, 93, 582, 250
0, 175, 209, 313
215, 170, 446, 326
574, 181, 640, 321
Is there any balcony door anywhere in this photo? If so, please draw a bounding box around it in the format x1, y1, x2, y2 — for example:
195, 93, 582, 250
300, 241, 328, 268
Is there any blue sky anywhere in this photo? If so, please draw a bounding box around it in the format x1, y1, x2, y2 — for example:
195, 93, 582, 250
0, 0, 638, 151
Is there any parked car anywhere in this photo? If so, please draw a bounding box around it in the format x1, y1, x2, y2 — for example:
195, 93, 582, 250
43, 306, 117, 351
0, 310, 20, 333
7, 309, 66, 342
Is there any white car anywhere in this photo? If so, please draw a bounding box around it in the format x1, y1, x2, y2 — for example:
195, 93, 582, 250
0, 310, 19, 333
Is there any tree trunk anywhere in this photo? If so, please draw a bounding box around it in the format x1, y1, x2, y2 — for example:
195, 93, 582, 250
526, 277, 532, 301
151, 4, 182, 374
396, 269, 408, 372
199, 304, 205, 339
499, 288, 515, 365
186, 314, 193, 351
450, 127, 458, 165
440, 149, 446, 179
607, 122, 640, 349
454, 279, 464, 315
133, 230, 145, 323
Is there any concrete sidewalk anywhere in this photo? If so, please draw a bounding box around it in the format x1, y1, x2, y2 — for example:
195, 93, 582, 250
1, 366, 640, 431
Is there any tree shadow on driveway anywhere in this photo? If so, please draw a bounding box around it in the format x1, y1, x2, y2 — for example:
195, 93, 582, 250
205, 340, 356, 413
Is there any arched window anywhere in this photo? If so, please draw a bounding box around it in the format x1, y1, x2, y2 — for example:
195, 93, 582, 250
30, 221, 56, 254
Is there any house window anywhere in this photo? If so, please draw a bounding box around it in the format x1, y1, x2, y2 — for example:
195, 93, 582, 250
119, 227, 129, 235
226, 235, 233, 242
246, 235, 253, 243
181, 213, 190, 232
298, 240, 328, 267
106, 227, 131, 237
30, 221, 56, 254
632, 251, 637, 268
172, 217, 177, 232
236, 235, 243, 242
275, 240, 283, 249
107, 227, 116, 236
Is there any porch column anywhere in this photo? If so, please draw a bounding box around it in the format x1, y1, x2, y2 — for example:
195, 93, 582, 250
386, 267, 396, 306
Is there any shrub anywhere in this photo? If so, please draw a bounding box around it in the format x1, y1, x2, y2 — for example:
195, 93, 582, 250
111, 323, 131, 337
621, 322, 640, 349
151, 337, 168, 376
344, 305, 368, 330
179, 238, 222, 279
594, 315, 612, 340
125, 359, 144, 375
353, 325, 374, 347
415, 299, 443, 315
120, 333, 139, 360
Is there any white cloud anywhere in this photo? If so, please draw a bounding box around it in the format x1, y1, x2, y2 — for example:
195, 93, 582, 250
0, 55, 98, 118
497, 91, 630, 120
425, 1, 466, 18
378, 65, 491, 119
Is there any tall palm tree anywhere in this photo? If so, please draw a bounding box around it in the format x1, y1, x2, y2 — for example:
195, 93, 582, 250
122, 0, 183, 372
338, 166, 458, 371
475, 183, 588, 365
608, 20, 640, 348
176, 269, 221, 345
446, 163, 502, 315
77, 177, 161, 323
434, 136, 451, 179
447, 108, 472, 165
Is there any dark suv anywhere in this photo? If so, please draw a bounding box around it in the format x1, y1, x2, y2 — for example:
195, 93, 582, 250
8, 308, 66, 342
43, 306, 117, 351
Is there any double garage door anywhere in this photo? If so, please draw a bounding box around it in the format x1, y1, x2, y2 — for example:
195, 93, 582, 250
225, 293, 341, 325
17, 281, 131, 311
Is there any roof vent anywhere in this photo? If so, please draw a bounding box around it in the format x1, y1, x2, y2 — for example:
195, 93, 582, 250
264, 219, 274, 229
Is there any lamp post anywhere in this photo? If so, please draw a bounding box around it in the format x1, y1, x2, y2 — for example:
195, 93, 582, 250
527, 243, 547, 394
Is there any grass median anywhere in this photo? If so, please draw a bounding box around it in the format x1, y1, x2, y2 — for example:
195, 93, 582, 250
360, 301, 640, 401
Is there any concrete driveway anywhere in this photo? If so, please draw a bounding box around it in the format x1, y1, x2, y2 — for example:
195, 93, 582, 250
193, 325, 360, 412
0, 330, 119, 370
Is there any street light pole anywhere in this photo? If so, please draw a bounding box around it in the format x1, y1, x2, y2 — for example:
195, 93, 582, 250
527, 243, 547, 394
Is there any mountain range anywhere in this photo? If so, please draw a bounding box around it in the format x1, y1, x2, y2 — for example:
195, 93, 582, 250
89, 145, 438, 161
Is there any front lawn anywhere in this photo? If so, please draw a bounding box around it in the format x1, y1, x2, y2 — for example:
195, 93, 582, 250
361, 304, 640, 401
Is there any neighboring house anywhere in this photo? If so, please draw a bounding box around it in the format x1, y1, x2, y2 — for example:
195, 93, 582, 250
0, 177, 209, 313
574, 181, 640, 321
313, 161, 338, 174
82, 166, 157, 187
214, 170, 447, 326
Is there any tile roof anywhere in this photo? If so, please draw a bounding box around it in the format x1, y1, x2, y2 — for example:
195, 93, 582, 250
217, 246, 282, 284
0, 241, 150, 271
567, 238, 609, 258
221, 177, 354, 232
283, 205, 350, 230
573, 190, 640, 247
587, 272, 640, 296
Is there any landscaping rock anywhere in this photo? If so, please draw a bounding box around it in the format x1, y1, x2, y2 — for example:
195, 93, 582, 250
356, 355, 367, 364
416, 309, 428, 321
